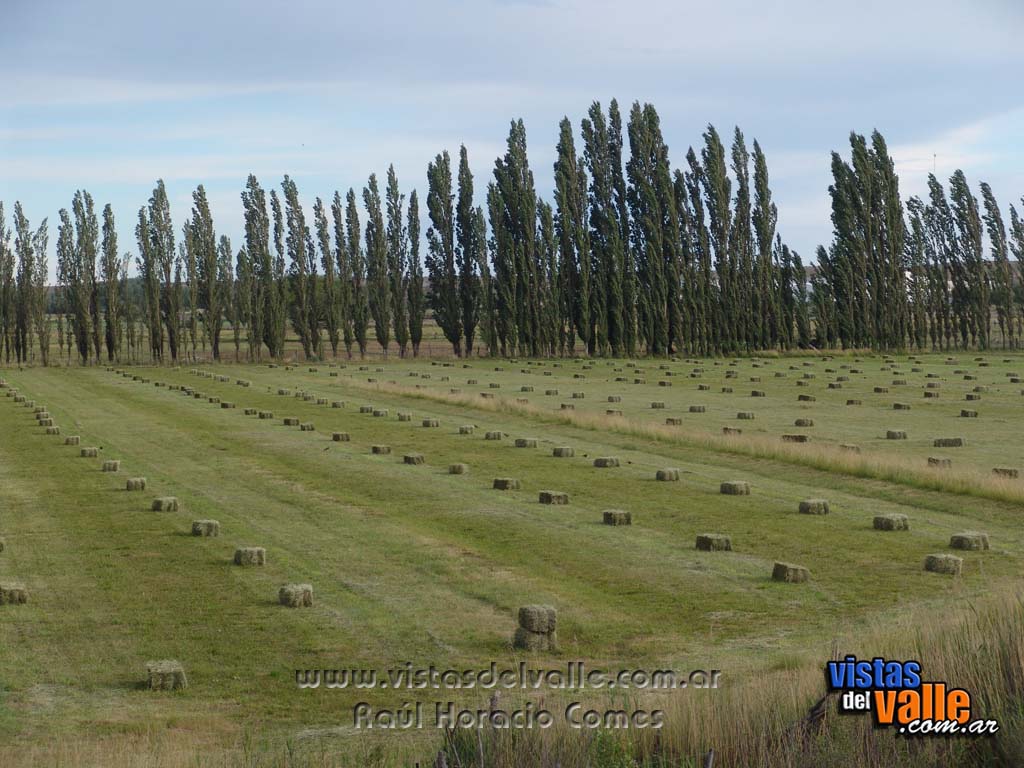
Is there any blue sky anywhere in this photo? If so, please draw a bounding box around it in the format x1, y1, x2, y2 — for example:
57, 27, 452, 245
2, 0, 1022, 279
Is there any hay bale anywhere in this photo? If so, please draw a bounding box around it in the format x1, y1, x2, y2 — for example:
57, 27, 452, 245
515, 438, 538, 448
873, 514, 909, 531
797, 394, 816, 402
233, 547, 266, 566
751, 390, 766, 397
933, 437, 964, 448
459, 425, 475, 435
259, 411, 274, 419
949, 532, 990, 551
220, 402, 235, 409
737, 411, 755, 420
560, 403, 575, 410
571, 392, 585, 399
485, 431, 504, 440
696, 534, 732, 551
45, 426, 60, 435
722, 427, 742, 436
244, 408, 257, 416
37, 418, 54, 427
0, 537, 4, 554
359, 405, 374, 414
492, 478, 521, 490
960, 409, 978, 418
538, 490, 569, 505
448, 463, 469, 475
607, 395, 621, 403
602, 510, 632, 526
772, 562, 810, 583
65, 436, 80, 446
331, 400, 345, 408
513, 627, 554, 651
279, 583, 314, 608
403, 453, 425, 465
593, 457, 620, 468
846, 399, 862, 406
886, 430, 907, 440
191, 519, 220, 537
928, 457, 952, 469
282, 417, 299, 426
720, 480, 750, 495
798, 499, 830, 515
0, 582, 27, 604
151, 497, 179, 512
101, 460, 121, 472
371, 408, 389, 418
782, 434, 810, 443
518, 605, 557, 633
397, 412, 412, 422
80, 447, 99, 458
146, 660, 187, 690
874, 386, 889, 394
666, 417, 683, 425
299, 422, 315, 431
993, 467, 1019, 479
371, 445, 391, 455
965, 393, 981, 401
126, 477, 147, 491
689, 405, 706, 413
552, 446, 574, 458
651, 401, 666, 409
794, 418, 814, 427
924, 554, 962, 576
207, 397, 220, 404
656, 468, 680, 482
422, 418, 440, 428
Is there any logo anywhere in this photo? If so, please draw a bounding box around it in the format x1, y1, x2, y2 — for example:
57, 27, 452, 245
826, 656, 998, 736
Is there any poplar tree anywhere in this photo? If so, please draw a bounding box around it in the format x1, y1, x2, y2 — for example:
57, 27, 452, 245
981, 182, 1012, 348
491, 120, 538, 356
406, 190, 425, 356
752, 141, 778, 349
191, 184, 225, 359
242, 175, 274, 359
135, 206, 162, 360
554, 117, 589, 354
702, 126, 733, 350
0, 203, 13, 363
72, 191, 99, 363
314, 197, 341, 357
346, 189, 369, 357
426, 151, 462, 355
146, 180, 181, 361
385, 166, 409, 357
101, 204, 121, 361
364, 173, 391, 356
282, 176, 319, 359
330, 191, 354, 357
456, 146, 481, 356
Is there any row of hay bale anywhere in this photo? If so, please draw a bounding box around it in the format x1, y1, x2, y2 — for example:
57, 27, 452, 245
52, 369, 326, 687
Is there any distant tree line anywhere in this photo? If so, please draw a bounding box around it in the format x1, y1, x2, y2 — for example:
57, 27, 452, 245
2, 102, 1023, 365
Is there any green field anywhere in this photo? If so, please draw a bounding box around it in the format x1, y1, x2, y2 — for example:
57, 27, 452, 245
1, 352, 1022, 767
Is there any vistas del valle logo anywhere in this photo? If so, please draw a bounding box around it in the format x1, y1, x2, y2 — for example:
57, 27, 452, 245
826, 656, 999, 736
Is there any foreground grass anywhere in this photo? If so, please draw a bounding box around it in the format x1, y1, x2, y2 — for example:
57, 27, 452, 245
0, 354, 1022, 765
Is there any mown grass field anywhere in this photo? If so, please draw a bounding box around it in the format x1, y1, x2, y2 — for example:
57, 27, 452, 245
0, 351, 1022, 766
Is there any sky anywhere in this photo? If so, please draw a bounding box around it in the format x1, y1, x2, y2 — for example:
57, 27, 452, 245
1, 0, 1023, 279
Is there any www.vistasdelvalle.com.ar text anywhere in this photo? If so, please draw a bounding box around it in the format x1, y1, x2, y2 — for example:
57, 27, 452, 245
295, 662, 722, 730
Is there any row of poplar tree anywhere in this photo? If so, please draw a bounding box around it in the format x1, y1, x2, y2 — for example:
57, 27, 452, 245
2, 100, 1023, 365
